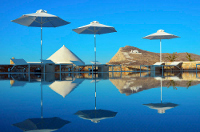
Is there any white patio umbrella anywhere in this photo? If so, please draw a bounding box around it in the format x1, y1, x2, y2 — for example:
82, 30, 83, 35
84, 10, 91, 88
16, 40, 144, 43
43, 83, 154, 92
11, 9, 70, 62
143, 29, 180, 62
72, 21, 117, 71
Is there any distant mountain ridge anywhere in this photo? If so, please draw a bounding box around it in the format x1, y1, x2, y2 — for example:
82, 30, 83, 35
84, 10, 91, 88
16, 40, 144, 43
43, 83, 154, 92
107, 46, 200, 65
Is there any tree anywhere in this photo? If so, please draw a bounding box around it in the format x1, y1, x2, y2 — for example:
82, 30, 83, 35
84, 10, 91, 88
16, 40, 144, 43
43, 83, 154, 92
167, 80, 177, 90
186, 52, 194, 61
186, 81, 192, 89
166, 52, 177, 62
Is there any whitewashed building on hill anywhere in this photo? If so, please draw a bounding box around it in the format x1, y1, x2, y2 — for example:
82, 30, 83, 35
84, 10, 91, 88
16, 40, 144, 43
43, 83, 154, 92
47, 45, 85, 65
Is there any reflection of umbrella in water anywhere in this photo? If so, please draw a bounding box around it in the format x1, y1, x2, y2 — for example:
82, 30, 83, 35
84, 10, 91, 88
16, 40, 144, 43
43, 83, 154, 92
13, 82, 70, 131
143, 79, 178, 114
49, 79, 84, 98
75, 74, 117, 123
143, 103, 178, 114
75, 109, 117, 123
10, 80, 27, 87
13, 117, 70, 132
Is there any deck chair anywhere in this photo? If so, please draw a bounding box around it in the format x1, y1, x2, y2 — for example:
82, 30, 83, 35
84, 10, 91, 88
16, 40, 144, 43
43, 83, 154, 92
10, 59, 27, 65
149, 62, 165, 77
165, 62, 183, 70
153, 62, 165, 66
151, 62, 165, 71
10, 59, 28, 72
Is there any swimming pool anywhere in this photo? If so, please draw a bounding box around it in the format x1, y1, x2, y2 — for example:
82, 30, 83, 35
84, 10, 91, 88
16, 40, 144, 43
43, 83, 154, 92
0, 72, 200, 132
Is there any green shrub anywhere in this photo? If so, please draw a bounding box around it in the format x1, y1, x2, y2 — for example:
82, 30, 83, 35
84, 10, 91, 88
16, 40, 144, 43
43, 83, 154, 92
167, 80, 177, 90
166, 52, 177, 62
186, 52, 194, 61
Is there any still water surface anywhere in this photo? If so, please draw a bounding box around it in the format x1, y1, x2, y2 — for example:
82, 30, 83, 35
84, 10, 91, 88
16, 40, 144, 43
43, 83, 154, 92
0, 72, 200, 132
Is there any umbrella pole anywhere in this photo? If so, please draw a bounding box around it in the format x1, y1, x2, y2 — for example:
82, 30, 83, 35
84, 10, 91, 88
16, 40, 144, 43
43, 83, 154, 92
160, 39, 162, 62
161, 79, 162, 103
41, 26, 43, 63
95, 74, 96, 110
94, 34, 96, 72
41, 83, 43, 118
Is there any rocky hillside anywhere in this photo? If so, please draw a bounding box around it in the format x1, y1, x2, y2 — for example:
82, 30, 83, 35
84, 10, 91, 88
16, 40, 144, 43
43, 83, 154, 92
107, 46, 200, 65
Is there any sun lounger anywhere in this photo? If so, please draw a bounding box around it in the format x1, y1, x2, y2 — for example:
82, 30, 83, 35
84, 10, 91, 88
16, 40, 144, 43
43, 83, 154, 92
10, 59, 28, 72
11, 59, 27, 65
71, 61, 84, 66
153, 62, 165, 66
90, 61, 101, 64
141, 62, 165, 68
165, 62, 183, 70
169, 62, 182, 66
140, 62, 165, 72
151, 62, 165, 71
41, 60, 54, 64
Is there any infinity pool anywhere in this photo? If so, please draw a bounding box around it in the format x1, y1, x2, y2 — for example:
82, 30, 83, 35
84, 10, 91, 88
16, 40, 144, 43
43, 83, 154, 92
0, 72, 200, 132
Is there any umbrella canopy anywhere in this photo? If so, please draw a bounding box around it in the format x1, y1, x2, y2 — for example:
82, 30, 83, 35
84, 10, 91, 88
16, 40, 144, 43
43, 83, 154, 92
11, 9, 70, 27
75, 109, 117, 123
143, 29, 179, 62
13, 117, 70, 132
11, 9, 70, 62
143, 103, 178, 114
73, 21, 117, 34
143, 29, 179, 40
72, 21, 117, 70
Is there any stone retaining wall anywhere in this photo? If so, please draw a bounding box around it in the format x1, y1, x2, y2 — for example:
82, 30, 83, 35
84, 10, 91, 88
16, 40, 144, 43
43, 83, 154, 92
181, 61, 200, 70
109, 65, 149, 71
165, 61, 200, 70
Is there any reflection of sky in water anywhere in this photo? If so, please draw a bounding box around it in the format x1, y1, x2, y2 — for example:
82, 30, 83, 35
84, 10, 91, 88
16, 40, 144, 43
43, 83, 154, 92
0, 73, 200, 132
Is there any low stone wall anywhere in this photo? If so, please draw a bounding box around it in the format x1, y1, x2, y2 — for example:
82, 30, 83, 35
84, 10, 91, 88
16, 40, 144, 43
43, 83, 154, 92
109, 66, 128, 71
109, 65, 149, 71
165, 61, 200, 70
181, 61, 200, 70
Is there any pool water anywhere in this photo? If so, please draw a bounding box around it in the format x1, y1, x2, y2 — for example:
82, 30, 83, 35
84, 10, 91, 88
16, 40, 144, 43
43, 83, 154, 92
0, 72, 200, 132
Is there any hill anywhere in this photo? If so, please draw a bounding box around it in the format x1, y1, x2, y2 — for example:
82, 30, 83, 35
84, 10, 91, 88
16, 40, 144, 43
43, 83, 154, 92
107, 46, 200, 65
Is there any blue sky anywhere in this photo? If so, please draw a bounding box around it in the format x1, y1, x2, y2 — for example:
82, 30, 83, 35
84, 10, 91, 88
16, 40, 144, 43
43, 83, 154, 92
0, 0, 200, 64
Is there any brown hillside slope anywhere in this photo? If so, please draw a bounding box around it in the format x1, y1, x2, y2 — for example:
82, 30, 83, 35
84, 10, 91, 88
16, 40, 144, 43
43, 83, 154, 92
107, 46, 200, 65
